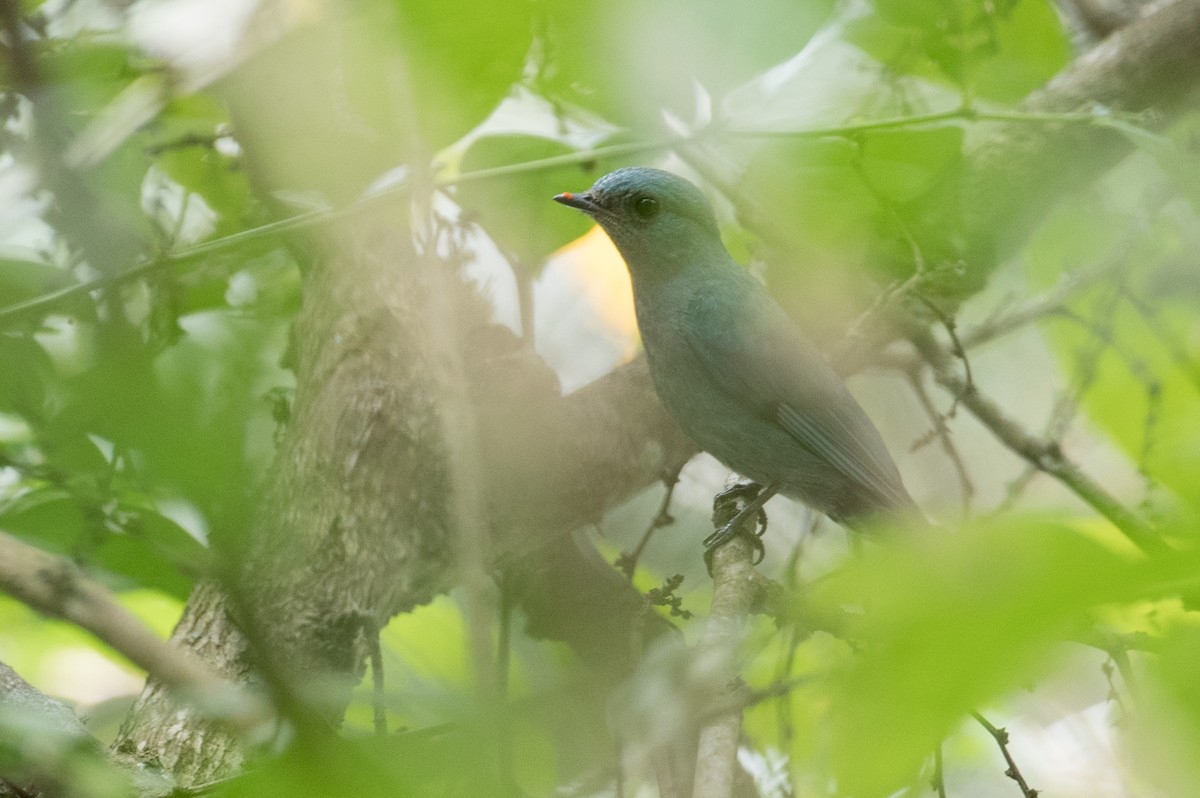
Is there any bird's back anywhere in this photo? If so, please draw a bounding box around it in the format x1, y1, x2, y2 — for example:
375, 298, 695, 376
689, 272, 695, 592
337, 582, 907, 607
633, 262, 915, 527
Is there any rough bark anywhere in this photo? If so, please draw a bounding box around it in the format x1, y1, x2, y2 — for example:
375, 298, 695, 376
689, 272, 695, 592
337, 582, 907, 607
1, 661, 99, 797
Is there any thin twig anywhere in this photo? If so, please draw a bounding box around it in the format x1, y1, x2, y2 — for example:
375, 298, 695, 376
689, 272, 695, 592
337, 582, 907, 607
368, 630, 387, 736
932, 744, 948, 798
905, 370, 974, 519
617, 470, 681, 578
958, 247, 1134, 352
909, 328, 1167, 555
970, 711, 1040, 798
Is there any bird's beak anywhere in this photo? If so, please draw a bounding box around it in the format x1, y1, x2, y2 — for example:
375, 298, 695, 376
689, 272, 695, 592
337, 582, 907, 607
553, 191, 603, 216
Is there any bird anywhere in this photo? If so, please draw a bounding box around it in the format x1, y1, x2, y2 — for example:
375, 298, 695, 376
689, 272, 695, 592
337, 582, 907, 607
553, 167, 918, 549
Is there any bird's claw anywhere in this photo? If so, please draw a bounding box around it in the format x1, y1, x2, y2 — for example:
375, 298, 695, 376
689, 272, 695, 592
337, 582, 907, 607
703, 482, 771, 574
702, 505, 768, 548
713, 481, 763, 505
703, 526, 765, 574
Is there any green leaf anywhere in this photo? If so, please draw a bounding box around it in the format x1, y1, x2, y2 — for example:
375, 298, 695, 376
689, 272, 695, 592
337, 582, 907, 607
91, 508, 204, 599
456, 134, 606, 267
0, 257, 79, 309
157, 147, 251, 235
540, 0, 835, 131
859, 125, 964, 204
0, 490, 85, 555
0, 333, 55, 418
742, 137, 883, 254
849, 0, 1069, 103
808, 518, 1176, 797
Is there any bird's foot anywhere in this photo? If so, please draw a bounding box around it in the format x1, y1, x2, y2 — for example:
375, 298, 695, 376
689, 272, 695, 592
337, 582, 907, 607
712, 481, 764, 507
703, 482, 779, 571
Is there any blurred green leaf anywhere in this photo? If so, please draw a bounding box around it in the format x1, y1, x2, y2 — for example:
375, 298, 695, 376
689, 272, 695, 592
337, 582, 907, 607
390, 0, 533, 148
91, 508, 205, 598
0, 489, 85, 554
0, 332, 54, 418
851, 0, 1068, 103
808, 519, 1180, 797
1097, 115, 1200, 215
158, 148, 251, 233
1132, 626, 1200, 796
742, 138, 882, 253
39, 39, 143, 121
859, 125, 964, 204
0, 257, 83, 316
216, 729, 505, 798
540, 0, 834, 131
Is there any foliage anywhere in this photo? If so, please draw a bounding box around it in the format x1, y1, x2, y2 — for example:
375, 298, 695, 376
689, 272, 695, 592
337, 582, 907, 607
1, 0, 1199, 796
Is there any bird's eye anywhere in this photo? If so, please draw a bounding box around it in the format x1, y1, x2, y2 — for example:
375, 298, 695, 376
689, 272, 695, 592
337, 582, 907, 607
633, 195, 660, 220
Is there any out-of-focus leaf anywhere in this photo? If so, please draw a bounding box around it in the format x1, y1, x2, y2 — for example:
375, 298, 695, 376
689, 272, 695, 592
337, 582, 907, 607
1131, 626, 1200, 795
540, 0, 835, 132
0, 677, 133, 798
850, 0, 1069, 103
742, 138, 881, 254
859, 126, 964, 205
390, 0, 533, 149
216, 730, 503, 798
0, 333, 54, 418
225, 0, 532, 200
806, 518, 1179, 797
0, 490, 85, 554
158, 148, 251, 234
0, 258, 84, 315
39, 39, 142, 121
91, 508, 205, 598
456, 134, 606, 268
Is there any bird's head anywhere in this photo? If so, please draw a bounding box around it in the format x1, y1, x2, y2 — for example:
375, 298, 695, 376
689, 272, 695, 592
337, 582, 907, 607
554, 167, 724, 276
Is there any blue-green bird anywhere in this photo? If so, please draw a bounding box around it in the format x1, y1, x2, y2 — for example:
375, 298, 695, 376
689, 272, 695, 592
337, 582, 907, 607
554, 167, 917, 546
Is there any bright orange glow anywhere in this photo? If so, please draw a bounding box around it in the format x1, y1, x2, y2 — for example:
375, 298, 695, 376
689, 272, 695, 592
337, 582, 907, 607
556, 225, 639, 359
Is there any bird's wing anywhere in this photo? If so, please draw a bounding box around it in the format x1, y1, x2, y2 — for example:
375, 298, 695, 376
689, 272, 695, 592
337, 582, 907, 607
685, 277, 912, 509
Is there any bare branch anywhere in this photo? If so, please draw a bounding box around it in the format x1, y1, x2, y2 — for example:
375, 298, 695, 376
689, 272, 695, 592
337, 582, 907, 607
905, 370, 975, 518
692, 490, 764, 798
0, 531, 271, 736
971, 711, 1041, 798
617, 469, 682, 579
907, 329, 1168, 555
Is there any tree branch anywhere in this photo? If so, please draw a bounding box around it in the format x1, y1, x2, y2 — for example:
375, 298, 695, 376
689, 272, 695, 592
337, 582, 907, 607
907, 330, 1168, 555
0, 531, 271, 736
691, 491, 763, 798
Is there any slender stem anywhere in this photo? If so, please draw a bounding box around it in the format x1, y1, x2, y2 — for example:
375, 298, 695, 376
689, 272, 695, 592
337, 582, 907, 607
932, 744, 948, 798
617, 470, 681, 578
369, 632, 387, 735
970, 711, 1040, 798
